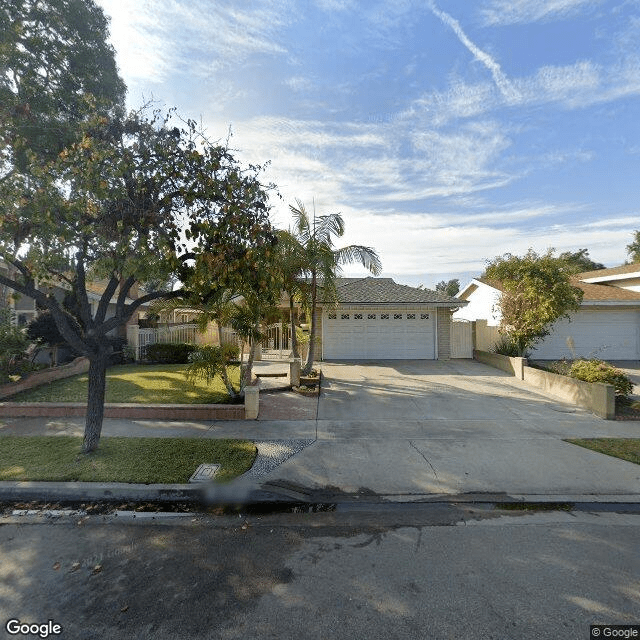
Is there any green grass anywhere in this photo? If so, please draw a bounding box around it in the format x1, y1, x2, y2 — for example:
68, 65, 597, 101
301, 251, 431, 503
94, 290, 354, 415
0, 436, 256, 483
565, 438, 640, 466
7, 364, 241, 404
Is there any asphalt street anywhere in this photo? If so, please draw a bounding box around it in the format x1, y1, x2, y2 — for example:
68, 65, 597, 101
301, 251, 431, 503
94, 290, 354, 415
0, 506, 638, 640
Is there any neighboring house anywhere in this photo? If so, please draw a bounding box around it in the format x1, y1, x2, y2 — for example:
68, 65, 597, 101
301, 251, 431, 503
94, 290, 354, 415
0, 260, 148, 330
304, 277, 466, 360
455, 264, 640, 360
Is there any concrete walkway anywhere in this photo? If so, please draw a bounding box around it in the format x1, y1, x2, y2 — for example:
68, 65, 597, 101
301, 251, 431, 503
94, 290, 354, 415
1, 359, 639, 502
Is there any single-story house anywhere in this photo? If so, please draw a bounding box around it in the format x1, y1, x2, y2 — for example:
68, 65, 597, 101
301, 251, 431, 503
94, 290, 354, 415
305, 277, 466, 360
455, 264, 640, 360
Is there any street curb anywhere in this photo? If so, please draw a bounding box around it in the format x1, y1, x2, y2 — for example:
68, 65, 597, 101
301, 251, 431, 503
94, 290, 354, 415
0, 481, 202, 503
0, 482, 639, 506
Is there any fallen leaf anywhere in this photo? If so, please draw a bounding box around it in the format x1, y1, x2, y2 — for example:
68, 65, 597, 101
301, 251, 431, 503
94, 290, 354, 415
52, 562, 61, 571
70, 563, 81, 572
91, 564, 103, 575
120, 605, 129, 613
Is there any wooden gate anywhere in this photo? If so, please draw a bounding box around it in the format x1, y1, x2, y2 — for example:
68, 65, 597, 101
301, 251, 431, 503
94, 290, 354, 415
451, 319, 473, 358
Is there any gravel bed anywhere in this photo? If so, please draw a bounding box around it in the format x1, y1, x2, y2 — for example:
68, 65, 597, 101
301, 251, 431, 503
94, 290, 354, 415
243, 439, 316, 479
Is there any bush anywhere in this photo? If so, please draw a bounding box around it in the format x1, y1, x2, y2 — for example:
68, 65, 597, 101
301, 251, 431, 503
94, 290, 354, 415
569, 359, 634, 398
143, 342, 196, 364
105, 336, 134, 365
220, 342, 240, 362
491, 336, 528, 358
0, 308, 30, 383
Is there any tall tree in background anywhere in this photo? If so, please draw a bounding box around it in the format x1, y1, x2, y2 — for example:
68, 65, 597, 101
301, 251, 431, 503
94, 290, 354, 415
1, 0, 126, 172
290, 200, 382, 375
435, 279, 460, 297
627, 231, 640, 264
484, 249, 583, 356
558, 248, 605, 273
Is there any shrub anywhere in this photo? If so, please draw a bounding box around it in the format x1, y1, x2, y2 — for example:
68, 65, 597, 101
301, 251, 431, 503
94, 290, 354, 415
491, 336, 528, 358
143, 342, 196, 364
569, 359, 634, 398
105, 336, 134, 365
220, 342, 240, 362
0, 308, 30, 383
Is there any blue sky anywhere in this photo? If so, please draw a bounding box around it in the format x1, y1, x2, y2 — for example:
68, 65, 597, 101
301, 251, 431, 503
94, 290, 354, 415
96, 0, 640, 288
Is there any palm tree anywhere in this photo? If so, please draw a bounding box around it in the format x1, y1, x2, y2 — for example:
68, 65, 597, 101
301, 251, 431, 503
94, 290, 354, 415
290, 199, 382, 375
274, 228, 308, 359
149, 290, 242, 399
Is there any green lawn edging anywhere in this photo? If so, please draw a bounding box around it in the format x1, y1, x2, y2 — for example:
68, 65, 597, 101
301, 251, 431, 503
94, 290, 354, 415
0, 436, 257, 484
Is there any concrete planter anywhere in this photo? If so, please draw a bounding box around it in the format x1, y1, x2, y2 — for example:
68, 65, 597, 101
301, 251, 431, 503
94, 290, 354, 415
474, 349, 615, 419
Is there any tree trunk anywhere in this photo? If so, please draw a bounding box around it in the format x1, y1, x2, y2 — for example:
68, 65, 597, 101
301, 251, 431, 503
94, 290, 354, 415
242, 325, 260, 390
82, 351, 109, 453
216, 323, 239, 399
289, 296, 299, 359
303, 273, 317, 376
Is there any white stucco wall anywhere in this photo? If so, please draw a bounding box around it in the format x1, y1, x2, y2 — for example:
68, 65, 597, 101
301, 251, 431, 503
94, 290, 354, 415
453, 281, 502, 326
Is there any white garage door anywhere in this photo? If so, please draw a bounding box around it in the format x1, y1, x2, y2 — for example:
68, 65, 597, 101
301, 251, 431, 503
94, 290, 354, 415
323, 308, 435, 360
530, 309, 640, 360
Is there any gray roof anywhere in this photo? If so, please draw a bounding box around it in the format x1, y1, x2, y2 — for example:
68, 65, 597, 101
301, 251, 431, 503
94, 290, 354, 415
325, 277, 465, 305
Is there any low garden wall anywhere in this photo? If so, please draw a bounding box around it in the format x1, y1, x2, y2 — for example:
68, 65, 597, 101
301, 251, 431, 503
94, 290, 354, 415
473, 350, 527, 379
522, 366, 615, 420
473, 349, 615, 419
0, 357, 90, 400
0, 401, 246, 420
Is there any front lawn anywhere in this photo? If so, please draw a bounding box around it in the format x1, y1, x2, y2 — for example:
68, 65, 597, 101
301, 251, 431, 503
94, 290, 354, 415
565, 438, 640, 466
7, 364, 240, 404
0, 436, 256, 483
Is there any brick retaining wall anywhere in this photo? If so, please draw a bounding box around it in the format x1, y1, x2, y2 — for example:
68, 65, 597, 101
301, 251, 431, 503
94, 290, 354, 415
0, 402, 245, 420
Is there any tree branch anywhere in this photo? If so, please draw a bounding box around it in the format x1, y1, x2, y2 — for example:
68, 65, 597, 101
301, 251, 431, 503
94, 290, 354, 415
94, 275, 120, 325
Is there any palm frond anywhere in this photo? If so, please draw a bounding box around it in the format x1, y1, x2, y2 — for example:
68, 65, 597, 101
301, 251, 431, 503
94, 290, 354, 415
334, 244, 382, 276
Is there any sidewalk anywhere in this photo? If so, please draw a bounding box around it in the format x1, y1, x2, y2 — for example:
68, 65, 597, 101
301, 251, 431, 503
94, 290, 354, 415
1, 359, 639, 505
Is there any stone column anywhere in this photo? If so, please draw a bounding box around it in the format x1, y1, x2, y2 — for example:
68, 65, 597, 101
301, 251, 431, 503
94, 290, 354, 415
290, 358, 301, 387
244, 385, 259, 420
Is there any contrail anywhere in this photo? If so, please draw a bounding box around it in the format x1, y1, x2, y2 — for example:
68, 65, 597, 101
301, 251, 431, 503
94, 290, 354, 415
427, 1, 521, 103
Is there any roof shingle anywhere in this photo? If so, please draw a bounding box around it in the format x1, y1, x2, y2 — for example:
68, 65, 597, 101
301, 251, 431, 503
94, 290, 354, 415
330, 277, 464, 305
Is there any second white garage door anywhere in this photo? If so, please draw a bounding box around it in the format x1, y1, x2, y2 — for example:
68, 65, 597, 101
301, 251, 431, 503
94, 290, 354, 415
530, 309, 640, 360
322, 308, 436, 360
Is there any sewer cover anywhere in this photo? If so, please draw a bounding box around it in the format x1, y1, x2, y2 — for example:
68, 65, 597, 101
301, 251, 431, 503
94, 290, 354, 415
189, 463, 221, 483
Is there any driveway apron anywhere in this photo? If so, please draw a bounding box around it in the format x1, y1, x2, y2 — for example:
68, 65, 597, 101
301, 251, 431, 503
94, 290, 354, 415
261, 359, 640, 498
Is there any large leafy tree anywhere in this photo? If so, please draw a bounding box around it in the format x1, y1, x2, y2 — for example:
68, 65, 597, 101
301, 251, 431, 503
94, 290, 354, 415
289, 200, 382, 375
0, 109, 277, 452
484, 249, 584, 356
1, 0, 126, 174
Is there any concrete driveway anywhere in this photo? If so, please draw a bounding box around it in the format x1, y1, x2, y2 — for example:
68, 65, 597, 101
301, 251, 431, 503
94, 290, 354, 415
262, 359, 640, 499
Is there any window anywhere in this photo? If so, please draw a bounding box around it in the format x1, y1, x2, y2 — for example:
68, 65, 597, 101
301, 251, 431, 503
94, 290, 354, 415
394, 313, 403, 320
381, 313, 389, 320
407, 314, 415, 319
341, 314, 350, 320
420, 313, 430, 320
368, 314, 376, 320
328, 313, 337, 320
354, 313, 363, 319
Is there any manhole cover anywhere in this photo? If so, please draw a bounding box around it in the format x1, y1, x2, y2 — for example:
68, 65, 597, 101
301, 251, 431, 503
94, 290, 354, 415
189, 464, 221, 483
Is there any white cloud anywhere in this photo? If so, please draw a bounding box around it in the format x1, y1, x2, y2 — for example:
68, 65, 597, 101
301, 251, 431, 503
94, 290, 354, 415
427, 2, 520, 102
407, 57, 640, 127
335, 206, 636, 282
97, 0, 291, 86
481, 0, 602, 26
314, 0, 356, 11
